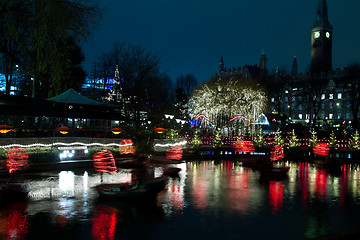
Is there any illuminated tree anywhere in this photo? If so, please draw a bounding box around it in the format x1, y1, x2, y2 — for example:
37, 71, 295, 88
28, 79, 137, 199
349, 130, 360, 150
213, 131, 222, 148
254, 129, 266, 148
288, 129, 299, 148
166, 129, 179, 140
191, 134, 201, 148
273, 128, 284, 147
188, 77, 267, 131
329, 131, 338, 150
309, 129, 318, 147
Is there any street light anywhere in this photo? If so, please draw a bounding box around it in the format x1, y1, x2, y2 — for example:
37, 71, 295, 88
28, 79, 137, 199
31, 78, 35, 98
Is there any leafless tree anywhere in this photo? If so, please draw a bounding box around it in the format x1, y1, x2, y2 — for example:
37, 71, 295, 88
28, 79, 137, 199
303, 72, 329, 128
96, 42, 170, 128
345, 63, 360, 130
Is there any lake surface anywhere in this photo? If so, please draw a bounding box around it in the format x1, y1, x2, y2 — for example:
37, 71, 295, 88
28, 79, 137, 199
1, 160, 360, 239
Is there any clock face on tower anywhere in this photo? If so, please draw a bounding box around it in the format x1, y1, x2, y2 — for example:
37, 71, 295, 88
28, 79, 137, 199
314, 31, 320, 38
326, 32, 330, 38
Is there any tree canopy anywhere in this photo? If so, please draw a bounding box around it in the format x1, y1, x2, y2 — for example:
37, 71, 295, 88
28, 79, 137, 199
0, 0, 101, 97
188, 76, 267, 129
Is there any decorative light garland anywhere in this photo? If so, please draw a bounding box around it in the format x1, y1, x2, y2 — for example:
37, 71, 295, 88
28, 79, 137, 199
6, 147, 29, 173
270, 145, 284, 161
229, 115, 251, 122
194, 114, 209, 121
93, 149, 117, 174
119, 139, 135, 154
0, 142, 134, 149
154, 140, 188, 148
233, 140, 255, 153
313, 142, 330, 156
166, 145, 183, 160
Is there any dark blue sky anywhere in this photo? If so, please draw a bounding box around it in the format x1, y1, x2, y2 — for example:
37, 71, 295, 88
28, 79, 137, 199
82, 0, 360, 83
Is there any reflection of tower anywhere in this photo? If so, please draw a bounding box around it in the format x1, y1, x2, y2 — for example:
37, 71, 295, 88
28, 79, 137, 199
311, 0, 332, 73
260, 48, 267, 79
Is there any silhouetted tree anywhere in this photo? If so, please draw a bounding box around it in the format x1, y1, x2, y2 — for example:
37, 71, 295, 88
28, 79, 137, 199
303, 71, 329, 128
345, 63, 360, 130
175, 74, 198, 119
0, 0, 100, 98
96, 42, 169, 129
29, 0, 100, 98
0, 0, 31, 94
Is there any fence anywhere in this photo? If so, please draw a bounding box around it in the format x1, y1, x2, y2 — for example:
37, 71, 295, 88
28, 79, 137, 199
185, 136, 350, 149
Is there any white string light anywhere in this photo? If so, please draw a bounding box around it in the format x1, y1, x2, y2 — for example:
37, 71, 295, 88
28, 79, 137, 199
0, 142, 133, 149
154, 140, 188, 148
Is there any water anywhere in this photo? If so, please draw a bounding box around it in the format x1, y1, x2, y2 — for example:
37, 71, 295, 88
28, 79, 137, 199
1, 160, 360, 239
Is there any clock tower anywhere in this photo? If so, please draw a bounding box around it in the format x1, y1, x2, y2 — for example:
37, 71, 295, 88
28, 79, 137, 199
311, 0, 332, 74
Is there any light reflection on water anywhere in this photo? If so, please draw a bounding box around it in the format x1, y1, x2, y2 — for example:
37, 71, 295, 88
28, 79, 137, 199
1, 161, 360, 239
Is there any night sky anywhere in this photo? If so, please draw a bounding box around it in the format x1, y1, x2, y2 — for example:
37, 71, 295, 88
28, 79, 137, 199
82, 0, 360, 83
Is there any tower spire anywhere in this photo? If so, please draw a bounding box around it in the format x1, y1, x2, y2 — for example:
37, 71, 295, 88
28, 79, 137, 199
311, 0, 333, 73
291, 55, 298, 76
260, 48, 267, 79
314, 0, 332, 29
219, 56, 224, 73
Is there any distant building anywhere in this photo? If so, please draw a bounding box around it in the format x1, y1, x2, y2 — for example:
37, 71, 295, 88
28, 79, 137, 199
216, 51, 266, 82
268, 0, 356, 128
216, 0, 357, 129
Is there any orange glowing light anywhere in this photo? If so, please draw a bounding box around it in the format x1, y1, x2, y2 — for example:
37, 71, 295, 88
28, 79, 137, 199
270, 145, 284, 161
0, 125, 13, 134
233, 140, 255, 153
111, 127, 123, 135
152, 127, 168, 134
55, 126, 70, 135
313, 142, 330, 156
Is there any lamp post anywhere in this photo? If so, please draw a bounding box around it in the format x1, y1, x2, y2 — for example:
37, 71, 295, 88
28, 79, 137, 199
31, 77, 35, 98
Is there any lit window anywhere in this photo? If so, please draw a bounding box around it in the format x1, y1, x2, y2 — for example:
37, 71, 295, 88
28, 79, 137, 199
329, 94, 333, 99
285, 90, 288, 94
329, 114, 333, 119
271, 98, 274, 102
299, 114, 303, 119
321, 94, 325, 100
337, 93, 342, 99
337, 113, 341, 119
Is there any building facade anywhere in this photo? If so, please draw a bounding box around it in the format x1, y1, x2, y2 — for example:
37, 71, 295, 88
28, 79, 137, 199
217, 0, 358, 129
